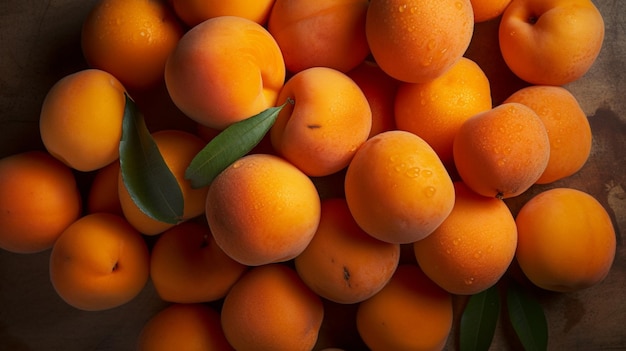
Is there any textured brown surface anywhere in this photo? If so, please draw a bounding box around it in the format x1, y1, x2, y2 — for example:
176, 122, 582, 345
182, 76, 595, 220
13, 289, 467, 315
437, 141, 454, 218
1, 1, 624, 350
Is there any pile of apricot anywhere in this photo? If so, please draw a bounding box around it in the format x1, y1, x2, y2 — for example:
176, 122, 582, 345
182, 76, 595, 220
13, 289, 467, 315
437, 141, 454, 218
0, 0, 616, 350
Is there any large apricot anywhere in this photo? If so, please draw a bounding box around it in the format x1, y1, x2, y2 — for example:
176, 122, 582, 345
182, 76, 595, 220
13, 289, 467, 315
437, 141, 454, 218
0, 151, 82, 254
267, 0, 370, 73
453, 102, 550, 198
365, 0, 474, 83
165, 16, 286, 130
515, 187, 616, 292
221, 264, 324, 351
270, 67, 372, 177
344, 130, 455, 244
205, 154, 321, 266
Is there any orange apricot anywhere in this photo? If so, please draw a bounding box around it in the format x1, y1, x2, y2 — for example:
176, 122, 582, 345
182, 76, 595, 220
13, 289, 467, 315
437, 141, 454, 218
270, 66, 372, 177
150, 221, 248, 303
81, 0, 184, 90
267, 0, 370, 73
137, 303, 234, 351
165, 16, 286, 130
515, 187, 616, 292
413, 181, 518, 295
346, 60, 400, 138
221, 264, 324, 351
168, 0, 275, 27
0, 151, 82, 254
356, 264, 453, 351
470, 0, 512, 22
499, 0, 605, 85
365, 0, 474, 83
504, 85, 592, 184
205, 153, 321, 266
344, 130, 455, 244
395, 57, 492, 169
118, 129, 209, 235
452, 102, 550, 198
39, 69, 126, 172
294, 198, 401, 304
49, 213, 150, 311
87, 160, 123, 216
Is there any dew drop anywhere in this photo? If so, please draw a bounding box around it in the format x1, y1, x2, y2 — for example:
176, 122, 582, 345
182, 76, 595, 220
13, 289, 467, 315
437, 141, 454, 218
424, 186, 436, 198
422, 169, 433, 178
398, 4, 407, 12
405, 167, 420, 178
464, 277, 475, 285
452, 238, 460, 246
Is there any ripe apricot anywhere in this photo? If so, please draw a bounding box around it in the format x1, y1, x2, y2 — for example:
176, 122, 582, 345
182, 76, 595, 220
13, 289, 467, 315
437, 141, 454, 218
150, 221, 248, 303
395, 57, 492, 169
413, 181, 518, 295
294, 198, 401, 304
87, 160, 123, 216
221, 264, 324, 351
365, 0, 474, 83
515, 187, 616, 292
165, 16, 286, 130
470, 0, 512, 22
270, 67, 372, 177
346, 60, 399, 138
81, 0, 184, 90
205, 153, 321, 266
453, 102, 550, 198
168, 0, 275, 27
344, 130, 455, 244
267, 0, 370, 73
49, 213, 150, 311
356, 264, 453, 351
39, 69, 126, 172
118, 129, 209, 235
137, 303, 234, 351
0, 151, 82, 254
504, 85, 592, 184
499, 0, 605, 85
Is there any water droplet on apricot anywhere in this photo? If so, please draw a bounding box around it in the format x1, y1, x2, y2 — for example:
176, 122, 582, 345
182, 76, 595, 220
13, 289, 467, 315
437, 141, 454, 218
405, 167, 421, 178
464, 277, 475, 285
424, 186, 436, 197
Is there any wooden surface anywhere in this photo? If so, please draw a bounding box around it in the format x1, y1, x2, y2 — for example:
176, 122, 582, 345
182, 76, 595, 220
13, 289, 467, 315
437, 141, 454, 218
0, 1, 624, 350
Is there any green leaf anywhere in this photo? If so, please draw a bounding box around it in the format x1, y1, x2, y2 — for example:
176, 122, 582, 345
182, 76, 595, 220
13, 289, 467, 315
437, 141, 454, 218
185, 101, 291, 188
119, 94, 184, 224
460, 284, 501, 351
506, 281, 548, 351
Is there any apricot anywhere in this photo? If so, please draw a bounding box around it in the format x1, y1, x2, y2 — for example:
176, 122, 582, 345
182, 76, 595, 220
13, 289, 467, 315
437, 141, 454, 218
414, 181, 518, 295
346, 60, 400, 138
470, 0, 512, 23
87, 160, 123, 216
499, 0, 605, 85
344, 130, 455, 244
49, 213, 150, 311
39, 69, 126, 172
515, 188, 616, 292
395, 57, 492, 169
118, 130, 209, 235
270, 66, 372, 177
81, 0, 184, 90
294, 198, 401, 304
267, 0, 370, 73
205, 153, 321, 266
137, 303, 234, 351
356, 264, 453, 351
504, 85, 592, 184
169, 0, 275, 27
165, 16, 286, 130
221, 264, 324, 351
0, 151, 82, 254
150, 221, 248, 303
453, 102, 550, 199
365, 0, 474, 83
